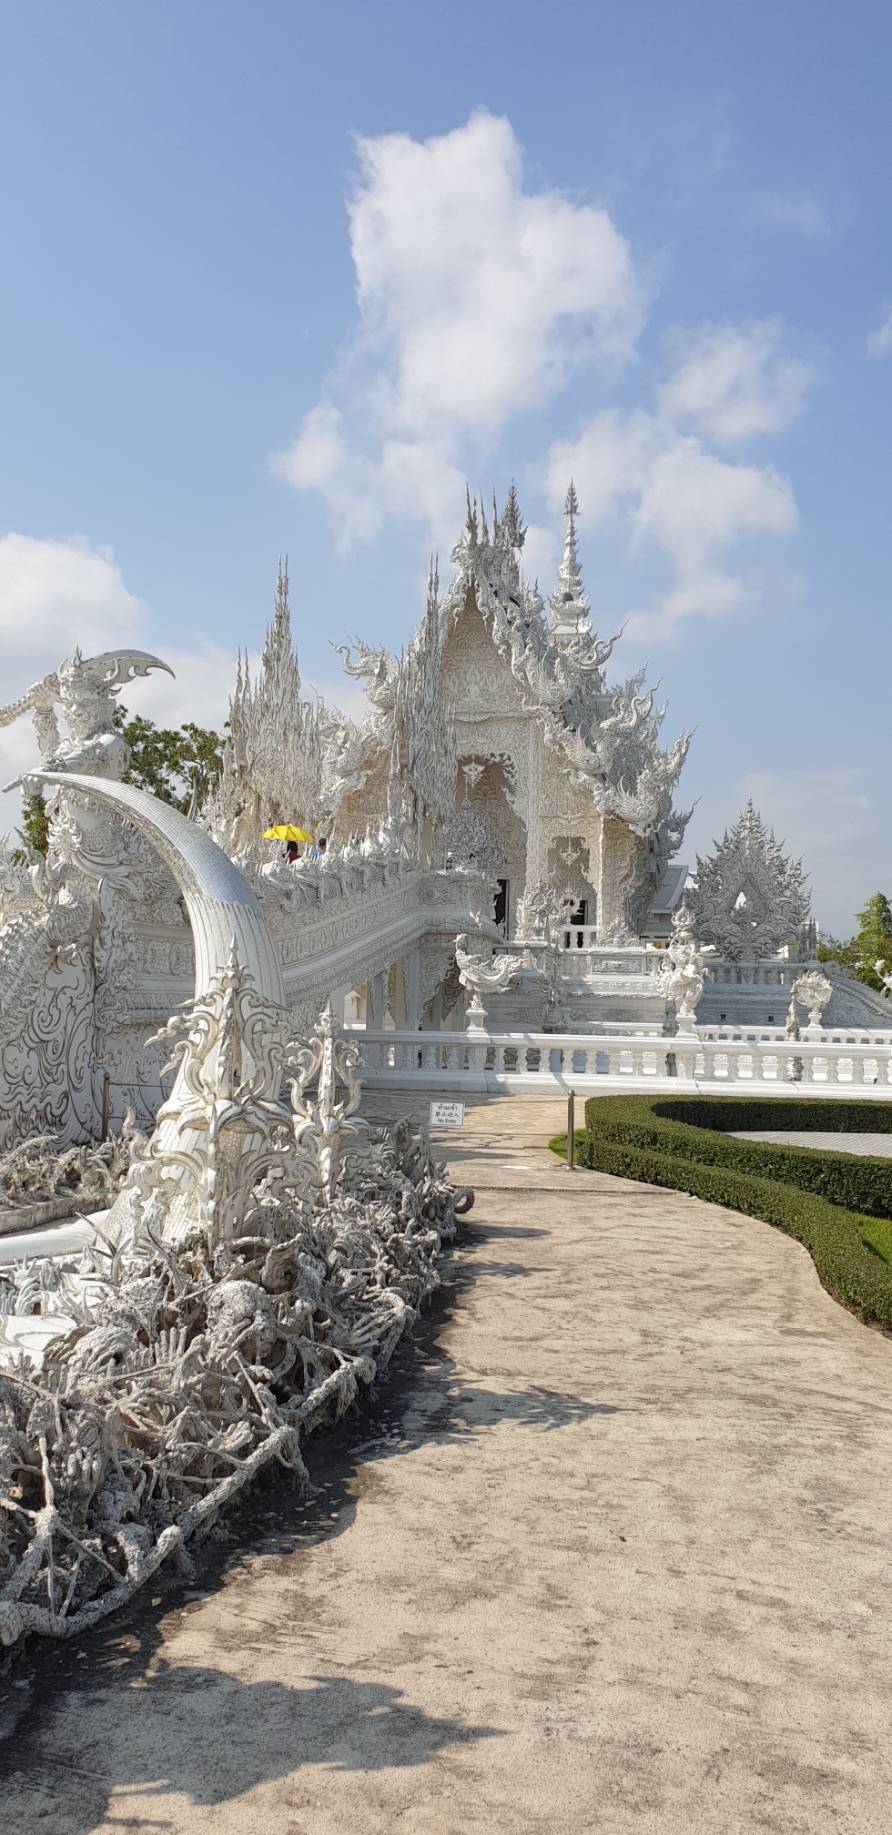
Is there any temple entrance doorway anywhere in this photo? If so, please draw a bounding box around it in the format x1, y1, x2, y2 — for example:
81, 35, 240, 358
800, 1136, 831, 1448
566, 898, 588, 946
458, 755, 527, 934
548, 836, 596, 945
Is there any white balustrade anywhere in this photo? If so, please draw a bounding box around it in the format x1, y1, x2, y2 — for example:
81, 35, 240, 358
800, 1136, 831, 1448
350, 1026, 892, 1098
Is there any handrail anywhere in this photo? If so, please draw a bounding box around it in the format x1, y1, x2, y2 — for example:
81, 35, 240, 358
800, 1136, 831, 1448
350, 1025, 892, 1097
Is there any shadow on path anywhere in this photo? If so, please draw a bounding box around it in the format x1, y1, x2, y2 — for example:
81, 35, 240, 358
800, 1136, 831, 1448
3, 1644, 503, 1830
0, 1207, 620, 1827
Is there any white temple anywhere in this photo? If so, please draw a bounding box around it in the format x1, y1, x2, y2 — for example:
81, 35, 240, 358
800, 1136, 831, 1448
1, 482, 890, 1147
325, 482, 693, 946
1, 487, 890, 1664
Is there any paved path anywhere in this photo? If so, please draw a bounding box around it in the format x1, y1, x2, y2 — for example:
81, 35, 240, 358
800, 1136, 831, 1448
733, 1129, 892, 1157
3, 1092, 892, 1833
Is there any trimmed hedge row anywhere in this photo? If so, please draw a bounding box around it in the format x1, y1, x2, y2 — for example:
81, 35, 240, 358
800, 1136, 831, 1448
573, 1094, 892, 1331
583, 1095, 892, 1220
650, 1097, 892, 1136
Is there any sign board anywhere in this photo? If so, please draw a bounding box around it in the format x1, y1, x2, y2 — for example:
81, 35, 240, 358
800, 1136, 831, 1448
429, 1100, 465, 1130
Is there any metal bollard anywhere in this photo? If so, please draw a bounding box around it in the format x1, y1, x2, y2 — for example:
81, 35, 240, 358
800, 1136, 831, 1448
567, 1089, 575, 1170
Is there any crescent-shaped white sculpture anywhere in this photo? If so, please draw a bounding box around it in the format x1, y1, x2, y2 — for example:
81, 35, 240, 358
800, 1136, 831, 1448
32, 771, 284, 1006
33, 772, 286, 1242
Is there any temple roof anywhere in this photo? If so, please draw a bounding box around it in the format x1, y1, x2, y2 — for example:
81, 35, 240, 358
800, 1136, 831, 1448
333, 482, 694, 868
436, 483, 693, 846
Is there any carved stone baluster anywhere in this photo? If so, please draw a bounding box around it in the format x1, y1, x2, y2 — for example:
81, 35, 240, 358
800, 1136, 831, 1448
366, 969, 387, 1031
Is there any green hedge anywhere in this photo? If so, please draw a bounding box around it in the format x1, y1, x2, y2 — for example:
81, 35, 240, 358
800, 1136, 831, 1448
580, 1095, 892, 1220
572, 1094, 892, 1330
651, 1096, 892, 1136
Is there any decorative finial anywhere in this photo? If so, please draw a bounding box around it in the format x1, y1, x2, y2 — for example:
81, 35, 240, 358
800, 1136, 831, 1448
502, 482, 525, 550
549, 480, 590, 637
276, 554, 289, 617
426, 552, 440, 617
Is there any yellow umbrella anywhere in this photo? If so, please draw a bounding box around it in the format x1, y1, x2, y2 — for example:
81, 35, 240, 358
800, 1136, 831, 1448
263, 824, 315, 843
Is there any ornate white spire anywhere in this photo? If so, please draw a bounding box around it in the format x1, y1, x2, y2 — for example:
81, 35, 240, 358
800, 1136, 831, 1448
426, 552, 440, 617
501, 482, 525, 551
686, 800, 811, 961
550, 480, 590, 640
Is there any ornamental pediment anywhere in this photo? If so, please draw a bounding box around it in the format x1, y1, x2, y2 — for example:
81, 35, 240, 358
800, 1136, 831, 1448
443, 586, 529, 718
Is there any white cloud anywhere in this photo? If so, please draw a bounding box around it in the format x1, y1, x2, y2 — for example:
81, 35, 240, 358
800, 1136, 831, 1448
123, 643, 239, 734
867, 305, 892, 359
272, 110, 645, 546
518, 521, 560, 595
0, 533, 146, 817
544, 412, 797, 642
0, 532, 376, 840
0, 532, 240, 732
751, 188, 832, 240
0, 533, 242, 828
659, 320, 813, 443
633, 438, 796, 556
273, 112, 810, 643
545, 410, 663, 526
272, 406, 466, 548
0, 532, 146, 664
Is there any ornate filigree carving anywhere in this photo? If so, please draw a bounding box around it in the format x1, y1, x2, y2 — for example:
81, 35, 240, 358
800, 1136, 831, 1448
686, 801, 811, 961
790, 968, 833, 1029
515, 880, 569, 943
443, 772, 501, 879
454, 932, 517, 1029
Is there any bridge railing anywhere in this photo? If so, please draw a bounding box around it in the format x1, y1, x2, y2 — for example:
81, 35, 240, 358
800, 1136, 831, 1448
352, 1027, 892, 1096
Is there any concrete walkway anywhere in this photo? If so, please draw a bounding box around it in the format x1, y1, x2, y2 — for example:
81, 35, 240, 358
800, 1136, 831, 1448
3, 1092, 892, 1833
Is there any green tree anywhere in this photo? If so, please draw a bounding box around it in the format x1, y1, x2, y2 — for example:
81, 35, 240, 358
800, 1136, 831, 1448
114, 706, 225, 812
12, 711, 225, 858
16, 791, 51, 856
853, 892, 892, 990
819, 892, 892, 992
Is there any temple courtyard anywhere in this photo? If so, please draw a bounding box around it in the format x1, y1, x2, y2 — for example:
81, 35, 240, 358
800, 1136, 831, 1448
2, 1092, 891, 1833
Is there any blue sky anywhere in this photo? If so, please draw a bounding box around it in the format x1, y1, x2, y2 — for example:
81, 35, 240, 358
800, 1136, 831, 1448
1, 0, 890, 930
